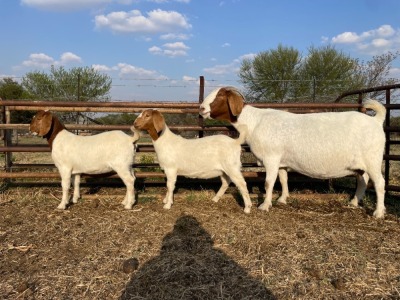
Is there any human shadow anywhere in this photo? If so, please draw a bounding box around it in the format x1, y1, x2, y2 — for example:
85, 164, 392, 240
120, 215, 276, 300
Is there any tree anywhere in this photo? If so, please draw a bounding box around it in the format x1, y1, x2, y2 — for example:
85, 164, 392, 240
239, 44, 398, 103
300, 45, 358, 102
22, 66, 112, 102
0, 78, 34, 123
351, 51, 400, 100
239, 44, 302, 102
0, 77, 24, 100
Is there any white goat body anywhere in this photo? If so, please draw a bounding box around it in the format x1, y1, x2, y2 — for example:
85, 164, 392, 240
133, 109, 252, 213
200, 87, 386, 218
30, 111, 140, 210
241, 104, 385, 179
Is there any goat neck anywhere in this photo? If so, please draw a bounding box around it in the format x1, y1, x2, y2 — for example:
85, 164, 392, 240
147, 125, 164, 141
45, 116, 66, 149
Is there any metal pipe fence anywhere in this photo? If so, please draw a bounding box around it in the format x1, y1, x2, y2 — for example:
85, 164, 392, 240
1, 78, 399, 193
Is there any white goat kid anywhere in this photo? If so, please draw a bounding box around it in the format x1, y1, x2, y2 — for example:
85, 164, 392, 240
200, 87, 386, 219
30, 110, 140, 210
133, 109, 252, 213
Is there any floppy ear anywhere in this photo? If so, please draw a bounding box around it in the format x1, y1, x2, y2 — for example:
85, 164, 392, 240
152, 110, 165, 133
227, 88, 244, 116
39, 111, 53, 136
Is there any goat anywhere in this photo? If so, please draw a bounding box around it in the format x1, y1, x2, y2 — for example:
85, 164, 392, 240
133, 109, 252, 213
199, 87, 386, 218
30, 110, 140, 210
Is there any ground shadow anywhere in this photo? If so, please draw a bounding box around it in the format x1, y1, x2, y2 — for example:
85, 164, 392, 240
120, 215, 276, 300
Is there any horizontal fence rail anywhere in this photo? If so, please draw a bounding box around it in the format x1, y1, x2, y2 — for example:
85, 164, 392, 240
1, 78, 399, 194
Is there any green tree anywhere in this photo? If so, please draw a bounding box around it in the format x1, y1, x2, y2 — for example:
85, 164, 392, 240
239, 44, 302, 102
22, 66, 111, 102
0, 77, 24, 100
300, 45, 358, 102
0, 78, 34, 123
239, 44, 397, 103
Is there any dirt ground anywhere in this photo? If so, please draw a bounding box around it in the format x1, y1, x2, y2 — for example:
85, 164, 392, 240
0, 180, 399, 300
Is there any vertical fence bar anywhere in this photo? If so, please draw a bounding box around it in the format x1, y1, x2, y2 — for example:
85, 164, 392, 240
384, 88, 391, 188
1, 103, 5, 169
4, 107, 12, 172
357, 93, 364, 112
198, 76, 205, 138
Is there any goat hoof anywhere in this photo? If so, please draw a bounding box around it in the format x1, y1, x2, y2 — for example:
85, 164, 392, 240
211, 197, 220, 203
277, 198, 287, 204
349, 198, 359, 207
373, 209, 385, 219
244, 207, 251, 214
56, 204, 67, 210
258, 204, 271, 211
163, 204, 172, 210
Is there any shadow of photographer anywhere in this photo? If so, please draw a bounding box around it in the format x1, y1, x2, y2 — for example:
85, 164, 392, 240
120, 215, 276, 300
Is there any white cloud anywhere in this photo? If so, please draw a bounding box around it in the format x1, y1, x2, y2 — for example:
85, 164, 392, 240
330, 24, 400, 55
92, 64, 112, 72
149, 41, 190, 57
60, 52, 82, 64
238, 53, 256, 61
94, 62, 167, 80
95, 9, 191, 35
148, 46, 163, 55
160, 33, 191, 40
221, 43, 231, 47
332, 31, 361, 44
20, 52, 82, 69
21, 0, 112, 11
22, 53, 55, 68
203, 53, 255, 75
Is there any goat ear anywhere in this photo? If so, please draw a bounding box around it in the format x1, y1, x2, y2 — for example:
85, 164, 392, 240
39, 111, 53, 136
227, 89, 244, 116
152, 110, 165, 132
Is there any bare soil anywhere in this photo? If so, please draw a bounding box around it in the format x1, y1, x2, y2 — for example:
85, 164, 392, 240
0, 182, 399, 300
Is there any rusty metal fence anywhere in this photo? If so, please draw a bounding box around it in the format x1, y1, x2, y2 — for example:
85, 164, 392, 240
1, 78, 399, 193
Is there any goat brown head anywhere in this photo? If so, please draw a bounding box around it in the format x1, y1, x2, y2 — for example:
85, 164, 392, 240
30, 110, 53, 137
200, 87, 245, 123
133, 109, 165, 141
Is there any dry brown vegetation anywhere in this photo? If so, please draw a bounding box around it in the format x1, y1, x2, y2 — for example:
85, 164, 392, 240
0, 182, 399, 300
1, 136, 400, 299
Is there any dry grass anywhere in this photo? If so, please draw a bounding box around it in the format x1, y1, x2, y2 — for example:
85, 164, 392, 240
1, 136, 400, 299
0, 184, 399, 300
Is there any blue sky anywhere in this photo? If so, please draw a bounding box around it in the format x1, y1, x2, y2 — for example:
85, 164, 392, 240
0, 0, 400, 101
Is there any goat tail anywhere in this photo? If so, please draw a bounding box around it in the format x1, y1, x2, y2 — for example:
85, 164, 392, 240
363, 99, 386, 124
130, 126, 141, 143
235, 124, 248, 145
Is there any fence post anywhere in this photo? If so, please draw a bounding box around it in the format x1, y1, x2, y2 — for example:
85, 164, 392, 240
384, 88, 391, 188
198, 76, 205, 138
4, 106, 12, 172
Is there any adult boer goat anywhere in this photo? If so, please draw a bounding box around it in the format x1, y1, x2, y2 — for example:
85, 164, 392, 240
199, 87, 386, 218
133, 109, 252, 213
30, 110, 140, 210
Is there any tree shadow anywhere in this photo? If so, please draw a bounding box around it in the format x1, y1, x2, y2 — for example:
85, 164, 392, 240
120, 215, 276, 300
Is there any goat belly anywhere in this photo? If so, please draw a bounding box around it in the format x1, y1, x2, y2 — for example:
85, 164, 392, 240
71, 165, 114, 175
177, 168, 223, 179
284, 159, 359, 179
